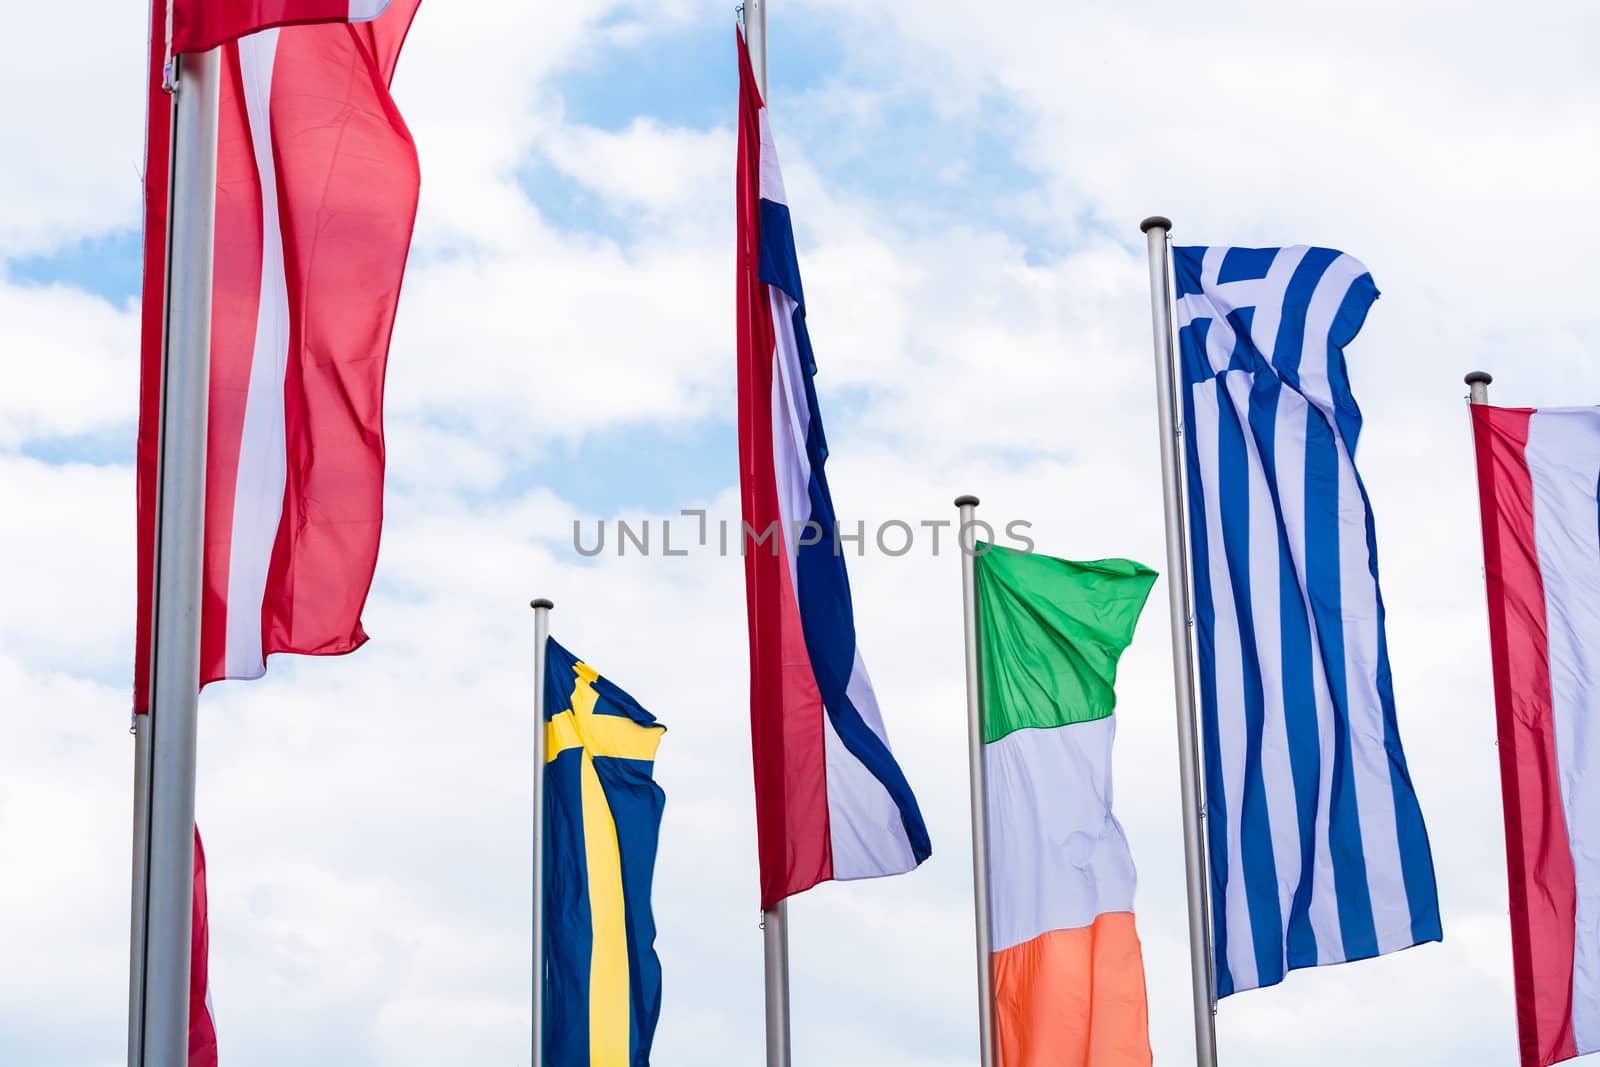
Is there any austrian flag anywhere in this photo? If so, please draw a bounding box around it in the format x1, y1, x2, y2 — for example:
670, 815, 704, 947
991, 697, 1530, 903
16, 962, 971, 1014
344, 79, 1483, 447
135, 0, 422, 711
1470, 404, 1600, 1067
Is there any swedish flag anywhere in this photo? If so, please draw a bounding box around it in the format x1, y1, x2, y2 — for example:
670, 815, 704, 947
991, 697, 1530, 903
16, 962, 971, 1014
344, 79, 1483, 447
543, 638, 667, 1067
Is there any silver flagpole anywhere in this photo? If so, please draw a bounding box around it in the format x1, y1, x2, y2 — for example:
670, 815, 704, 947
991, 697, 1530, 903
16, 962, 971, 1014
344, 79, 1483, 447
1466, 370, 1493, 406
956, 495, 995, 1067
746, 0, 768, 100
746, 3, 792, 1065
530, 598, 553, 1066
762, 901, 791, 1067
1140, 215, 1220, 1067
130, 45, 221, 1067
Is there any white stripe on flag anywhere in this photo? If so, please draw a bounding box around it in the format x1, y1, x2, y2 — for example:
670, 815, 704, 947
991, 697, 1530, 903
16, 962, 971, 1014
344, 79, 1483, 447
346, 0, 392, 20
1192, 378, 1259, 993
1331, 403, 1411, 953
825, 651, 916, 881
984, 716, 1136, 952
768, 287, 811, 593
225, 28, 289, 680
1270, 388, 1345, 964
1527, 409, 1600, 1053
757, 108, 787, 205
1224, 370, 1301, 980
1294, 253, 1369, 429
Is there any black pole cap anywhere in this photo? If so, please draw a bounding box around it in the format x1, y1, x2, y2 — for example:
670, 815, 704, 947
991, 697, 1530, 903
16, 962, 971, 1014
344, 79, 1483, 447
954, 494, 980, 508
1140, 215, 1173, 233
530, 598, 554, 610
1464, 371, 1493, 386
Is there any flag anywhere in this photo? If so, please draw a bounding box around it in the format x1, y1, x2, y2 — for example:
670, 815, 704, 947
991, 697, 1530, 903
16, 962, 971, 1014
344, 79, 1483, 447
135, 0, 422, 713
170, 0, 394, 55
975, 544, 1156, 1067
542, 639, 667, 1067
1470, 403, 1600, 1067
1173, 245, 1440, 997
734, 30, 931, 908
190, 827, 218, 1067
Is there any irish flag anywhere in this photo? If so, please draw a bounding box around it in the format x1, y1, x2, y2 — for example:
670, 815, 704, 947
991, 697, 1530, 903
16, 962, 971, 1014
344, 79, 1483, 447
974, 545, 1157, 1067
1470, 403, 1600, 1067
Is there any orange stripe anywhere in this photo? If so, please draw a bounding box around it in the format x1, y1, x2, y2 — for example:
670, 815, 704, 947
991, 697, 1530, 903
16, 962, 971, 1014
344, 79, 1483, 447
992, 912, 1151, 1067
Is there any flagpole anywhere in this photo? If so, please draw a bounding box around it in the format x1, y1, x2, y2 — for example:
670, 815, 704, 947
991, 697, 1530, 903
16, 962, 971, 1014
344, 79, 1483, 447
1466, 371, 1493, 406
129, 45, 221, 1067
530, 598, 553, 1065
955, 495, 996, 1066
745, 0, 767, 99
745, 3, 792, 1064
1140, 215, 1220, 1067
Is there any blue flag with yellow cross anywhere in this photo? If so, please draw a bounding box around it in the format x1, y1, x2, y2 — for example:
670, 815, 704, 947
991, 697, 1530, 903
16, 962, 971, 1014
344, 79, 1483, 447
543, 637, 667, 1066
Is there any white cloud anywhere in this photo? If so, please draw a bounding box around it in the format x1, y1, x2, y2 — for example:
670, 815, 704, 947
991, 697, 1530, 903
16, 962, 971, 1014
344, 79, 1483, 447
0, 282, 138, 448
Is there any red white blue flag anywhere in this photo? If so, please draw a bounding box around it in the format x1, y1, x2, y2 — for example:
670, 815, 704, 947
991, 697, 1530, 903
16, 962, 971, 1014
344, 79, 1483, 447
1471, 404, 1600, 1067
735, 30, 931, 909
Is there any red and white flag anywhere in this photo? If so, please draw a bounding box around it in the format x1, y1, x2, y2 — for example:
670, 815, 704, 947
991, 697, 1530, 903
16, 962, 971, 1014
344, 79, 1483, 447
135, 0, 422, 713
1471, 404, 1600, 1067
190, 827, 218, 1067
170, 0, 394, 55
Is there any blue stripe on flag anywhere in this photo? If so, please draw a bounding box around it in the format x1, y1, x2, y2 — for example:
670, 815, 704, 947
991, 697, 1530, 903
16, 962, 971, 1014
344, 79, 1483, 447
1180, 323, 1234, 997
543, 750, 592, 1067
1248, 378, 1324, 969
1218, 246, 1277, 285
1356, 474, 1443, 948
758, 188, 932, 867
1269, 247, 1338, 391
1301, 402, 1380, 962
1216, 375, 1286, 987
1325, 274, 1379, 452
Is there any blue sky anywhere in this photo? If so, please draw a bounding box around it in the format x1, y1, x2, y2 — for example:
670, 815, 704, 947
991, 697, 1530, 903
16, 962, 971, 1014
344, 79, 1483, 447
2, 1, 1598, 1065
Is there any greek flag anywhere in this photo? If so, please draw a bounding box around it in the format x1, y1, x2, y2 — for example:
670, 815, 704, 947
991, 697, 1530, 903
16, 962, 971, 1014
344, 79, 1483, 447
1174, 245, 1441, 998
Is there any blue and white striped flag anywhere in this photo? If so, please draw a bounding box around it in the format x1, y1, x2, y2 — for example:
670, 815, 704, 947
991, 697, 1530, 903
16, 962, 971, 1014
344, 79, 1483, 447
1174, 245, 1441, 998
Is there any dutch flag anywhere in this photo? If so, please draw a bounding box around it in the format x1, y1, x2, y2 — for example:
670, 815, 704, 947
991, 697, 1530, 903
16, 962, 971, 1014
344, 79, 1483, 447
735, 30, 932, 909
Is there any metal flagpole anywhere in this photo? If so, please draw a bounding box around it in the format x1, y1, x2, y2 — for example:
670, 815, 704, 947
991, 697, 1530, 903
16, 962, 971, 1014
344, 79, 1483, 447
745, 3, 792, 1065
530, 598, 553, 1066
745, 0, 768, 99
129, 45, 221, 1067
1140, 215, 1220, 1067
1466, 371, 1493, 407
955, 495, 996, 1067
762, 901, 791, 1067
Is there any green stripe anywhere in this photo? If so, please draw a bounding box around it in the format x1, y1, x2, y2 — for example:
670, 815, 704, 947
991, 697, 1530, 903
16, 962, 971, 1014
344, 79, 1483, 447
975, 543, 1157, 744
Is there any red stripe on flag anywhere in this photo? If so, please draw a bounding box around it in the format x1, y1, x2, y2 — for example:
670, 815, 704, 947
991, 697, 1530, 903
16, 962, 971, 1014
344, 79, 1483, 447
736, 30, 831, 909
257, 14, 419, 663
134, 0, 171, 716
171, 0, 388, 55
189, 826, 218, 1067
1471, 404, 1579, 1067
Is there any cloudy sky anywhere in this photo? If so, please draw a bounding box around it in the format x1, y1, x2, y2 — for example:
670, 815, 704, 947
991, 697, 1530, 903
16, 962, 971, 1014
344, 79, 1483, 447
2, 1, 1598, 1064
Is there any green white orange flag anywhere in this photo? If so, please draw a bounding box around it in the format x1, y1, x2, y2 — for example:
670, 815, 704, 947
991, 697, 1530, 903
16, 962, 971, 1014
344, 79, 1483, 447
974, 545, 1157, 1067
